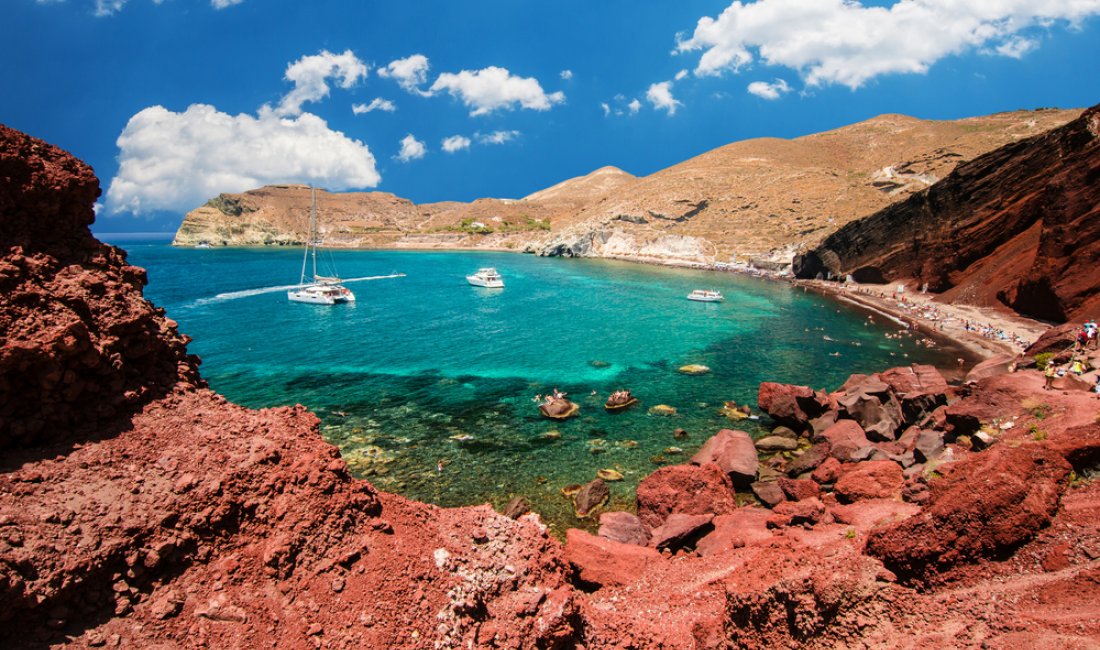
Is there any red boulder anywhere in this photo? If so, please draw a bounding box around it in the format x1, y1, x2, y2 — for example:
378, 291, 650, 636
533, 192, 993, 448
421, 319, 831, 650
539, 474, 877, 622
635, 463, 735, 529
690, 429, 759, 487
834, 460, 904, 503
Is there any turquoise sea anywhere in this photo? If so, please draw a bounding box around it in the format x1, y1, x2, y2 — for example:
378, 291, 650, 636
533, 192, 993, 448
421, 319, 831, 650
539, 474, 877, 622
108, 235, 964, 534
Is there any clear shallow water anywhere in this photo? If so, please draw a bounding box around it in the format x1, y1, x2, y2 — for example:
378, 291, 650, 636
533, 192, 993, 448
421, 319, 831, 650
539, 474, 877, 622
111, 236, 961, 535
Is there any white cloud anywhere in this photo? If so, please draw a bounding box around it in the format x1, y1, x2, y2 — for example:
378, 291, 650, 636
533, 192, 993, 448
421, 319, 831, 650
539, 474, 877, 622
993, 36, 1038, 58
600, 102, 611, 116
441, 135, 472, 153
560, 69, 574, 80
477, 130, 520, 145
352, 98, 396, 114
677, 0, 1100, 89
429, 66, 565, 116
627, 98, 642, 114
90, 0, 243, 16
94, 0, 126, 16
104, 104, 380, 216
646, 81, 682, 115
274, 50, 368, 117
674, 69, 689, 81
396, 134, 427, 162
379, 54, 431, 94
747, 78, 791, 99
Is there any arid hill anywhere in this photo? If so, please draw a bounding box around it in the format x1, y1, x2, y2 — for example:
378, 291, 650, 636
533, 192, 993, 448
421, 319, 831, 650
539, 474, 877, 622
174, 109, 1080, 266
795, 102, 1100, 323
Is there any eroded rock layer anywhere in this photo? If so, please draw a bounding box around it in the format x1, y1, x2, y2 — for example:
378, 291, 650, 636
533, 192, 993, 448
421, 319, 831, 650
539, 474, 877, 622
795, 103, 1100, 322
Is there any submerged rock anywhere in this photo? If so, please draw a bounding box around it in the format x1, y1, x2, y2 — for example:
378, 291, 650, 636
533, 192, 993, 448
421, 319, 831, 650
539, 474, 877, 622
678, 364, 711, 375
648, 404, 678, 416
574, 479, 610, 518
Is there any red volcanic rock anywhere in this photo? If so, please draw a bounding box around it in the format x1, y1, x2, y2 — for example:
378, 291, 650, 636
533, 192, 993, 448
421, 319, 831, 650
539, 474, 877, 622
0, 126, 200, 449
695, 508, 774, 556
564, 529, 660, 589
796, 104, 1100, 322
757, 382, 829, 430
767, 497, 826, 528
880, 364, 948, 397
751, 480, 786, 507
648, 513, 715, 553
785, 442, 831, 477
818, 420, 871, 460
778, 477, 821, 501
834, 460, 904, 503
811, 457, 843, 485
829, 499, 921, 532
880, 364, 949, 425
690, 429, 759, 486
865, 445, 1071, 585
573, 478, 610, 518
1025, 322, 1082, 360
965, 354, 1018, 383
598, 511, 650, 546
635, 463, 735, 529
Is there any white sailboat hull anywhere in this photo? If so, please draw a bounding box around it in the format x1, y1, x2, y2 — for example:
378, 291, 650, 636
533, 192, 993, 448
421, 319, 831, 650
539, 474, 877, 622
288, 284, 355, 305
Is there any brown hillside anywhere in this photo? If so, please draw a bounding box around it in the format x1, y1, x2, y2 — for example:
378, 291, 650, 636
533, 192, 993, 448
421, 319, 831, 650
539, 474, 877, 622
795, 103, 1100, 322
173, 109, 1080, 263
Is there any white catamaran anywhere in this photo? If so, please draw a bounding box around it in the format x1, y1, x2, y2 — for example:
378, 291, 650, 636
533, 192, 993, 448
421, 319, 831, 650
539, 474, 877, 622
288, 188, 356, 305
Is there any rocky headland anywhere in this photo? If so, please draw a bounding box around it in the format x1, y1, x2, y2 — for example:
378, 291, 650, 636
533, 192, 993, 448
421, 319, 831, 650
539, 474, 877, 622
173, 109, 1080, 270
5, 122, 1100, 649
795, 103, 1100, 323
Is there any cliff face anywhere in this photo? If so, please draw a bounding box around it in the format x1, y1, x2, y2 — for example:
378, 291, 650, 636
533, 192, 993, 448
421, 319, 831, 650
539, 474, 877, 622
0, 125, 200, 449
174, 110, 1080, 266
794, 103, 1100, 322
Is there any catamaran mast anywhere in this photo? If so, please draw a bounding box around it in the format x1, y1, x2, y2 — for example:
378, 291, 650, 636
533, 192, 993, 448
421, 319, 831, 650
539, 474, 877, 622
310, 187, 318, 283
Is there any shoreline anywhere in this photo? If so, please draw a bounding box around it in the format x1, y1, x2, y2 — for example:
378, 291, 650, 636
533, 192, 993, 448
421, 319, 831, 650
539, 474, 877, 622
162, 238, 1047, 370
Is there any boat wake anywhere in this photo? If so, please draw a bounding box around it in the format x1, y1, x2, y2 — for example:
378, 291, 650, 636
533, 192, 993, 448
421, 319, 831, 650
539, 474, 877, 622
194, 274, 406, 305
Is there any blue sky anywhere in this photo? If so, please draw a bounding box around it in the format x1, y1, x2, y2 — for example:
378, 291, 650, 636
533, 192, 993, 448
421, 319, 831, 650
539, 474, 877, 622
3, 0, 1099, 234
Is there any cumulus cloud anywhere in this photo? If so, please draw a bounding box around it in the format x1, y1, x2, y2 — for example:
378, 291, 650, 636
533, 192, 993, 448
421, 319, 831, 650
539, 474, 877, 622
600, 102, 611, 116
646, 81, 682, 115
674, 69, 689, 81
441, 135, 472, 153
429, 66, 565, 116
104, 104, 380, 216
352, 98, 396, 114
627, 98, 642, 114
560, 69, 574, 80
211, 0, 244, 8
677, 0, 1100, 89
396, 134, 427, 162
477, 130, 520, 145
747, 78, 791, 99
378, 54, 431, 94
275, 50, 368, 117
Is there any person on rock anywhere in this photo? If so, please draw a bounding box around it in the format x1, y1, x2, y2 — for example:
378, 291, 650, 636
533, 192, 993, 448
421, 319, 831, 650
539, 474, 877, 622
1044, 362, 1057, 390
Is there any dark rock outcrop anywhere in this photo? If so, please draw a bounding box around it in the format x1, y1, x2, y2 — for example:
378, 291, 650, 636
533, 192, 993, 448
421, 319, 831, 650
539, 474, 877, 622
795, 103, 1100, 322
0, 125, 201, 450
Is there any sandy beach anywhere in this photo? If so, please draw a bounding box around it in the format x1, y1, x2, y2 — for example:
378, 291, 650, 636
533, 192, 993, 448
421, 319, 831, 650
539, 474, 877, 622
796, 278, 1051, 365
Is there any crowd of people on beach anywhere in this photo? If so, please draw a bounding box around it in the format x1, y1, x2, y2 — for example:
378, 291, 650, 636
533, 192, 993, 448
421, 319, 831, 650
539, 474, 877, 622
1043, 320, 1100, 396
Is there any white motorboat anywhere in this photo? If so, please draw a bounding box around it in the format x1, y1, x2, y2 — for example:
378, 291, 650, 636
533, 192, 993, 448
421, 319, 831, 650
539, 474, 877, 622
288, 188, 355, 305
466, 267, 504, 288
687, 289, 724, 302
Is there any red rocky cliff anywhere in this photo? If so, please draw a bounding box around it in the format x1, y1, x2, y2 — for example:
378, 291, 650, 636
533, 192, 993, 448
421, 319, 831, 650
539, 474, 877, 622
795, 103, 1100, 322
0, 124, 200, 448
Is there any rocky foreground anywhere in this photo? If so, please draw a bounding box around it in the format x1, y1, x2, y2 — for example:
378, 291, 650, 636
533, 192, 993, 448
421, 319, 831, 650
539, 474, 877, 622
4, 125, 1100, 648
